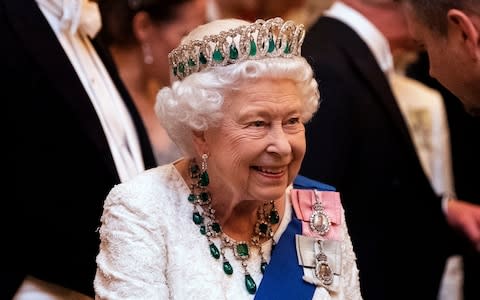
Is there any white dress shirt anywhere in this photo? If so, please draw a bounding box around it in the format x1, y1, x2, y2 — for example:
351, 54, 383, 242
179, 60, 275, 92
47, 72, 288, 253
36, 0, 145, 183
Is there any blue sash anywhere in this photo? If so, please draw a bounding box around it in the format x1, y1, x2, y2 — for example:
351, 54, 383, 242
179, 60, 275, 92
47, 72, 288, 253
254, 175, 335, 299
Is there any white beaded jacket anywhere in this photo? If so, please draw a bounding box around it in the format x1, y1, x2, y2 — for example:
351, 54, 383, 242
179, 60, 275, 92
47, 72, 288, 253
94, 164, 362, 300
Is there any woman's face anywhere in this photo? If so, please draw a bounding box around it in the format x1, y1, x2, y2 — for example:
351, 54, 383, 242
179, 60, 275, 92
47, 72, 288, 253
201, 78, 306, 203
149, 0, 206, 86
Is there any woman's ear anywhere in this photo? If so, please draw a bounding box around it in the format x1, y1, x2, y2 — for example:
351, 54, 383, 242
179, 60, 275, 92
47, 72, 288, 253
447, 9, 480, 60
132, 11, 152, 42
192, 130, 209, 156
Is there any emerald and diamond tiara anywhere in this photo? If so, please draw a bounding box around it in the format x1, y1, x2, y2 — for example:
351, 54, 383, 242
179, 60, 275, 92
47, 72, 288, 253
168, 17, 306, 81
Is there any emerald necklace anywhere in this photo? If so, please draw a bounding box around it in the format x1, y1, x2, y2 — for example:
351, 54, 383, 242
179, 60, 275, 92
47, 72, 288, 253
187, 158, 280, 294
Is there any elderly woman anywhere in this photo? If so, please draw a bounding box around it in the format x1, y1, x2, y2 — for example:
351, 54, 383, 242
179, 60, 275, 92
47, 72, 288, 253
94, 17, 362, 299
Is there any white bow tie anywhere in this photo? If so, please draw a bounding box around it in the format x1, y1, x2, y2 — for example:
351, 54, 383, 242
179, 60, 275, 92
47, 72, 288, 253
37, 0, 101, 37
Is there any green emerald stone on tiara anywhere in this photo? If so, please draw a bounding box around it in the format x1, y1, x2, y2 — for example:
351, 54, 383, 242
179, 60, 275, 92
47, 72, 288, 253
249, 40, 256, 56
268, 37, 275, 53
213, 48, 224, 62
284, 41, 292, 54
168, 17, 306, 80
229, 44, 239, 59
199, 52, 207, 64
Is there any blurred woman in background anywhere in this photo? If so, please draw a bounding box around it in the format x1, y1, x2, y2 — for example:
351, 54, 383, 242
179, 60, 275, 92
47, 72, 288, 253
99, 0, 206, 165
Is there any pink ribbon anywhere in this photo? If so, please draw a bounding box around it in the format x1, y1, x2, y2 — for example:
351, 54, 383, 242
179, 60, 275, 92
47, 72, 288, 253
291, 189, 342, 240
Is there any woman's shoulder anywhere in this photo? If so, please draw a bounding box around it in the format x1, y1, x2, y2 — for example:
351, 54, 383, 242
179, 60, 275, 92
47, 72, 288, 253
103, 164, 186, 213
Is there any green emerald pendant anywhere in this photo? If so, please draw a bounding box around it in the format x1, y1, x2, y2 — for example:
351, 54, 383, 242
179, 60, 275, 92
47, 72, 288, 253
261, 261, 267, 274
223, 261, 233, 275
193, 212, 203, 224
209, 243, 220, 259
235, 242, 249, 259
200, 171, 209, 187
245, 274, 257, 294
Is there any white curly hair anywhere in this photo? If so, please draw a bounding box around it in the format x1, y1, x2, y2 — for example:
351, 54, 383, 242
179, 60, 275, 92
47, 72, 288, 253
155, 18, 320, 157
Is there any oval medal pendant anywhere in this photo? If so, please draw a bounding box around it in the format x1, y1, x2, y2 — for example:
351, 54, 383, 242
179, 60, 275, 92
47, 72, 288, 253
315, 260, 334, 285
309, 209, 331, 236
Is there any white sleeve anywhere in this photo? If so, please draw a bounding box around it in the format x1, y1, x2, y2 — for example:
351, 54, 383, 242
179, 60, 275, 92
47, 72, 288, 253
336, 208, 363, 300
94, 186, 169, 300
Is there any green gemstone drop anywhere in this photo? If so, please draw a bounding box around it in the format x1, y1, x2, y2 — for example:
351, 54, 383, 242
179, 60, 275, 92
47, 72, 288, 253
199, 52, 207, 64
200, 225, 206, 235
229, 44, 239, 59
245, 274, 257, 294
200, 171, 209, 187
188, 58, 196, 67
192, 212, 203, 224
249, 40, 257, 56
268, 37, 275, 53
223, 261, 233, 275
212, 49, 224, 62
209, 243, 220, 259
284, 42, 291, 54
188, 193, 196, 203
261, 261, 268, 274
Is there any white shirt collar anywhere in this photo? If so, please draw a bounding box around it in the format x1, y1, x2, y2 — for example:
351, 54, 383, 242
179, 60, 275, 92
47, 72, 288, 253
36, 0, 101, 37
324, 1, 394, 74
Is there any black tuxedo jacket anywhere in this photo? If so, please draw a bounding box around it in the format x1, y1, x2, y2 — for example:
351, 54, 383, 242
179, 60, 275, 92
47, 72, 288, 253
300, 17, 453, 300
407, 52, 480, 300
3, 0, 156, 298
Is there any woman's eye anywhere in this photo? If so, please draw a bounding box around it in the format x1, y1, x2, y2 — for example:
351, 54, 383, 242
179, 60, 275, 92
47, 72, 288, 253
251, 120, 265, 127
286, 117, 300, 125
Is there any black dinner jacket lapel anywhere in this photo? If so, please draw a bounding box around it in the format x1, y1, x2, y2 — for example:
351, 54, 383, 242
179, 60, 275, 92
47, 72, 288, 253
5, 0, 156, 175
315, 17, 422, 166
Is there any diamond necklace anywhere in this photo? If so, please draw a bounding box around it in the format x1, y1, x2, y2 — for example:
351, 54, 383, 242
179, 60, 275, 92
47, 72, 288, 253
187, 159, 280, 295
